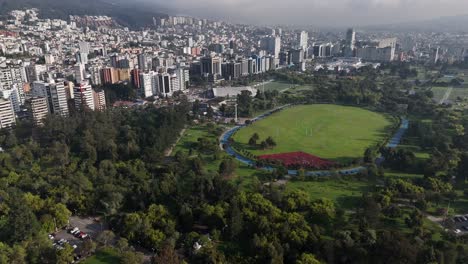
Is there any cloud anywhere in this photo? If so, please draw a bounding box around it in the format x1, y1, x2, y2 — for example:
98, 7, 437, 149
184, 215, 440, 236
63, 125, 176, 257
142, 0, 468, 26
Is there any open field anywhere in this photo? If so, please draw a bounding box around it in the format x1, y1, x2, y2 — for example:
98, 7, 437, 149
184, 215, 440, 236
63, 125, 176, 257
431, 86, 452, 103
449, 87, 468, 101
286, 179, 371, 209
233, 105, 394, 163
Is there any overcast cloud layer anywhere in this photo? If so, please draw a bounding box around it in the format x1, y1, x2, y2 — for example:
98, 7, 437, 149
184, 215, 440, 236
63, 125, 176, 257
143, 0, 468, 27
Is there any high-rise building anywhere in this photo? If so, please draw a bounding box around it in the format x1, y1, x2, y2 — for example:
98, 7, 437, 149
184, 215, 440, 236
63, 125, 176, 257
0, 66, 26, 91
101, 68, 118, 84
297, 31, 308, 50
201, 55, 222, 77
74, 63, 86, 84
261, 36, 281, 59
74, 82, 95, 111
0, 87, 21, 113
31, 80, 69, 117
0, 99, 15, 129
92, 89, 106, 111
345, 28, 356, 57
139, 72, 155, 98
79, 41, 90, 54
155, 73, 172, 97
26, 97, 49, 126
131, 69, 141, 88
138, 53, 147, 71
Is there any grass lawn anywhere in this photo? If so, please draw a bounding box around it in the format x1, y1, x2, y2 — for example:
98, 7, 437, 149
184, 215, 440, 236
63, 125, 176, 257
449, 87, 468, 101
285, 179, 371, 209
233, 104, 394, 163
431, 86, 451, 102
83, 248, 120, 264
385, 170, 424, 179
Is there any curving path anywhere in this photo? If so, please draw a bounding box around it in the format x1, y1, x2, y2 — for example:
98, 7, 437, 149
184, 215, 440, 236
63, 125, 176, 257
220, 105, 409, 176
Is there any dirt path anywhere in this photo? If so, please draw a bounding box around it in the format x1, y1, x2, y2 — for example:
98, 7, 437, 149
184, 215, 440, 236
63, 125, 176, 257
164, 127, 187, 157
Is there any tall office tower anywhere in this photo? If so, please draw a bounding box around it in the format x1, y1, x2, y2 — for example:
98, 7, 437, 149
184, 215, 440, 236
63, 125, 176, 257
187, 37, 194, 47
261, 36, 281, 59
297, 31, 308, 50
26, 97, 49, 126
79, 41, 90, 54
25, 64, 47, 82
345, 28, 356, 57
0, 99, 15, 129
110, 55, 119, 68
92, 89, 106, 111
101, 68, 118, 84
31, 81, 69, 117
75, 52, 89, 64
139, 72, 155, 98
89, 67, 102, 86
138, 53, 147, 71
155, 73, 172, 97
0, 87, 21, 113
48, 81, 69, 117
174, 68, 189, 91
131, 69, 141, 88
74, 82, 95, 111
200, 55, 222, 77
433, 47, 440, 63
74, 63, 86, 84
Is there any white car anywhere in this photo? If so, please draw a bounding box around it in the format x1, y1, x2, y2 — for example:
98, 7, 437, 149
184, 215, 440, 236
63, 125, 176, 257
455, 229, 462, 234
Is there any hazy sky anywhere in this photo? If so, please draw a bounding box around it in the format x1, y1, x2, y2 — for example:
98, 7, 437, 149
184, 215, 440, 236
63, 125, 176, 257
144, 0, 468, 27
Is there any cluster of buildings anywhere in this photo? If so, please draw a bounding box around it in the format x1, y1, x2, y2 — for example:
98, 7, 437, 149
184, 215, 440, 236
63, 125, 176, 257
2, 7, 468, 128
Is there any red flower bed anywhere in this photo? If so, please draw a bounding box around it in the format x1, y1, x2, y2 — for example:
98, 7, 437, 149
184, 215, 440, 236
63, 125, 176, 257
258, 151, 336, 170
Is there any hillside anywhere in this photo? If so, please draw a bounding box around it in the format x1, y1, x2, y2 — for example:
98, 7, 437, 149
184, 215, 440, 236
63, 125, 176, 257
0, 0, 168, 28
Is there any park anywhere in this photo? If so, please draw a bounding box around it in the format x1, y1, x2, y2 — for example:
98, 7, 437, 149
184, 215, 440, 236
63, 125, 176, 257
232, 104, 395, 164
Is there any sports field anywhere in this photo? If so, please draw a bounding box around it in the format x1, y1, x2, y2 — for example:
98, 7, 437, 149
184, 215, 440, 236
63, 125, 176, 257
233, 105, 393, 163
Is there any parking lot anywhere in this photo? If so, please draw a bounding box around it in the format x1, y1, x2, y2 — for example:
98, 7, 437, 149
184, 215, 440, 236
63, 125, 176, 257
450, 215, 468, 235
52, 216, 108, 252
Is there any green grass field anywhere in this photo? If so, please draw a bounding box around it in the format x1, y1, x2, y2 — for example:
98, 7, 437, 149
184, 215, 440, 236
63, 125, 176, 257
449, 87, 468, 101
83, 248, 120, 264
286, 179, 371, 209
431, 87, 451, 102
233, 105, 393, 163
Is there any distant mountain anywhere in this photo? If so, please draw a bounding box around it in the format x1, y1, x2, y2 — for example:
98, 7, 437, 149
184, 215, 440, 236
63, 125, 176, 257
0, 0, 169, 28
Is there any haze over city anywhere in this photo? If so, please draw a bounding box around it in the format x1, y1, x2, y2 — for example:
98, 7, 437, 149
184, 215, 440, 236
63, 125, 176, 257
144, 0, 468, 26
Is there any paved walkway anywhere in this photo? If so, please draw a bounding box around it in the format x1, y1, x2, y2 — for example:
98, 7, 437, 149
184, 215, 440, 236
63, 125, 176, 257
220, 105, 409, 177
439, 87, 453, 105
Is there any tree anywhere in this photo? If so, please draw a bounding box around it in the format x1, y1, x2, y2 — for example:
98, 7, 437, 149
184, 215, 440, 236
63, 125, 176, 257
152, 244, 181, 264
97, 230, 116, 247
56, 244, 74, 264
237, 90, 253, 117
248, 136, 257, 146
297, 253, 322, 264
219, 158, 237, 177
80, 239, 96, 257
309, 198, 336, 225
265, 136, 277, 147
120, 251, 144, 264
